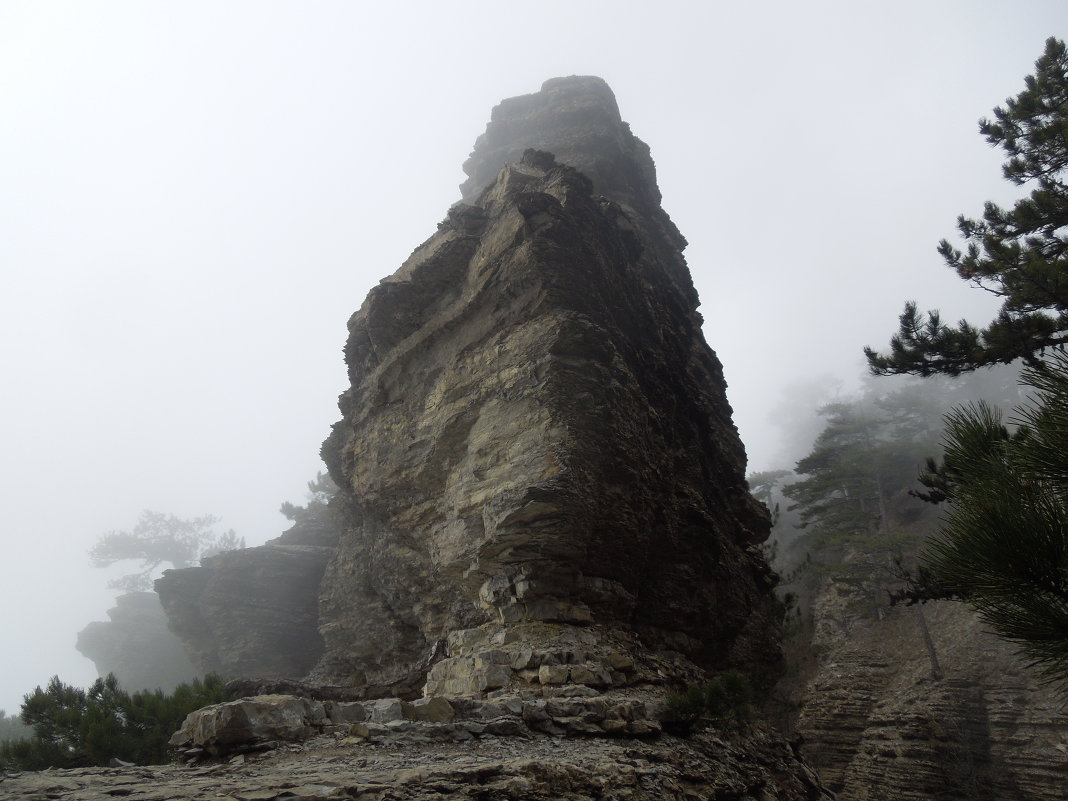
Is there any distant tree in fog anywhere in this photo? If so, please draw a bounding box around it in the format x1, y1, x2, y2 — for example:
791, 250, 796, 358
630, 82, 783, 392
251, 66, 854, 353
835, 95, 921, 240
89, 511, 245, 592
0, 709, 31, 744
866, 37, 1068, 376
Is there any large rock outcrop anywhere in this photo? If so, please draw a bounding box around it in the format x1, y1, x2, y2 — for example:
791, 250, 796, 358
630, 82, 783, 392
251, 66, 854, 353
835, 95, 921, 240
794, 595, 1068, 801
315, 76, 777, 693
75, 592, 197, 692
155, 538, 332, 680
1, 721, 828, 801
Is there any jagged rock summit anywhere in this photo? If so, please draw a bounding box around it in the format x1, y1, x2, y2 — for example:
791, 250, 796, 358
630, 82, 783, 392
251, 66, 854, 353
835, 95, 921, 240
315, 75, 778, 695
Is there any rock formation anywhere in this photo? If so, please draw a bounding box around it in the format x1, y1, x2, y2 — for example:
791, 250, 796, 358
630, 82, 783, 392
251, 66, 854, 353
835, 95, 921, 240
794, 595, 1068, 801
155, 535, 332, 680
75, 592, 197, 692
0, 77, 842, 801
314, 75, 777, 695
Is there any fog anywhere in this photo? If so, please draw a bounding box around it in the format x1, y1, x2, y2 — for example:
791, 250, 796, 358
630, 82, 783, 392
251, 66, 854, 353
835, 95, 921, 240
1, 0, 1064, 713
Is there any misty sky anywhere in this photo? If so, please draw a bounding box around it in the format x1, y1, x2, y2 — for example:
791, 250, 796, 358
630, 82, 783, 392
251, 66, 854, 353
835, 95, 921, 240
1, 1, 1064, 712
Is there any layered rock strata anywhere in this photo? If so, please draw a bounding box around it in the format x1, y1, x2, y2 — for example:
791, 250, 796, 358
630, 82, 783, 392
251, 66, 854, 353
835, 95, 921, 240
316, 76, 776, 693
75, 592, 197, 692
155, 538, 331, 680
796, 595, 1068, 800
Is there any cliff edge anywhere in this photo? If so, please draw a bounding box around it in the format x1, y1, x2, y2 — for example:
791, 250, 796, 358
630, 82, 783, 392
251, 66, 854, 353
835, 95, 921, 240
314, 76, 778, 694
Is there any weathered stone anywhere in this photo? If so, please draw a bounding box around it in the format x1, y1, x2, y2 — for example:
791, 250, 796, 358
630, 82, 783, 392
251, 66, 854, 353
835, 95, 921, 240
40, 75, 837, 801
539, 664, 570, 685
76, 591, 197, 692
169, 695, 325, 752
601, 717, 628, 734
313, 76, 778, 690
0, 726, 832, 800
795, 598, 1068, 800
511, 649, 535, 669
555, 684, 601, 698
368, 698, 412, 723
323, 700, 366, 724
605, 651, 635, 671
626, 719, 661, 737
156, 543, 332, 680
408, 697, 455, 723
569, 665, 603, 686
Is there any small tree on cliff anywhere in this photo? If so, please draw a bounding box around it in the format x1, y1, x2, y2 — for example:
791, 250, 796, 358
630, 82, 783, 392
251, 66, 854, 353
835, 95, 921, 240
865, 37, 1068, 376
279, 471, 336, 523
89, 511, 244, 592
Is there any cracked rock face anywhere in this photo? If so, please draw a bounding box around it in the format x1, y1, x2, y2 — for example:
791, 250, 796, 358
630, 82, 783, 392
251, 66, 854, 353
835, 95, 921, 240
315, 77, 777, 690
155, 542, 332, 680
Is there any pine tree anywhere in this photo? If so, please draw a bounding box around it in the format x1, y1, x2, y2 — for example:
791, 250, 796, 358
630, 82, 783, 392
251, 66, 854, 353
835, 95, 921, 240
866, 37, 1068, 376
0, 674, 230, 769
90, 511, 244, 592
912, 355, 1068, 684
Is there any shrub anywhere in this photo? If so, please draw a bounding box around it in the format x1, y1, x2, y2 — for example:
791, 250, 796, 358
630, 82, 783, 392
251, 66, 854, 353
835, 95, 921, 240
0, 673, 230, 770
664, 669, 755, 732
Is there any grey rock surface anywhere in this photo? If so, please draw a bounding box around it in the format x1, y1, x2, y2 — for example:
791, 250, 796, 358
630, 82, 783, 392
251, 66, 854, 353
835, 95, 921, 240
75, 591, 197, 692
156, 542, 331, 680
795, 595, 1068, 800
2, 702, 829, 800
315, 76, 777, 692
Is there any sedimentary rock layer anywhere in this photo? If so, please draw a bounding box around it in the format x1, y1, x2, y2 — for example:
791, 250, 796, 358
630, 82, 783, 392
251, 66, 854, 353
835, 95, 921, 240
316, 77, 776, 690
0, 723, 829, 801
156, 541, 331, 680
76, 592, 197, 692
796, 597, 1068, 800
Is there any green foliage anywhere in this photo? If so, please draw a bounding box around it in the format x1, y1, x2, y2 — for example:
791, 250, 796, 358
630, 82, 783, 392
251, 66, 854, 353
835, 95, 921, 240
0, 674, 230, 770
90, 511, 245, 592
770, 373, 1024, 616
866, 37, 1068, 376
914, 355, 1068, 684
664, 670, 755, 732
279, 471, 337, 522
783, 396, 931, 552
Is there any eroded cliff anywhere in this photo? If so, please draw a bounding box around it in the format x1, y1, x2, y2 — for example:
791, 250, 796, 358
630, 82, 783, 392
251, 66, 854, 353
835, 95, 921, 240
75, 592, 197, 692
314, 76, 777, 693
795, 591, 1068, 800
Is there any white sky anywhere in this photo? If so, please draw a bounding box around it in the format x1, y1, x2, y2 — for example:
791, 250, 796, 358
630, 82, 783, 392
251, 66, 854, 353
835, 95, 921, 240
1, 0, 1064, 712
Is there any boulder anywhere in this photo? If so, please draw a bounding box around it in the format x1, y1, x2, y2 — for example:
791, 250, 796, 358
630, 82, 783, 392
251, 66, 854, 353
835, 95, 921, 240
169, 695, 326, 754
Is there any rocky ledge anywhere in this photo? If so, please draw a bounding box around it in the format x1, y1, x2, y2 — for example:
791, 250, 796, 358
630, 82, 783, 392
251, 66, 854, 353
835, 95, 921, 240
156, 541, 332, 680
1, 692, 829, 801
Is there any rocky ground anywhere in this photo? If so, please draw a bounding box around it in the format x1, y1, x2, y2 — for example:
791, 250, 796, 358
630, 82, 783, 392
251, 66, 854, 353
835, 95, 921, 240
1, 722, 826, 801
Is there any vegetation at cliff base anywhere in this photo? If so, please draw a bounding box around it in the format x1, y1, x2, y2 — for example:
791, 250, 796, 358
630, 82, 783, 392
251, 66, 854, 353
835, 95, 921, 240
0, 674, 230, 770
664, 670, 755, 732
